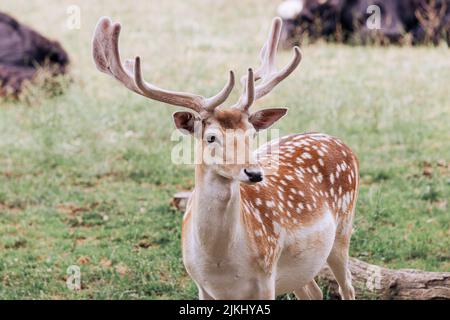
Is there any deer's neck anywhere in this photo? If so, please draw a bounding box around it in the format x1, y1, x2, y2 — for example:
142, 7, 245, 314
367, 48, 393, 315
191, 165, 242, 256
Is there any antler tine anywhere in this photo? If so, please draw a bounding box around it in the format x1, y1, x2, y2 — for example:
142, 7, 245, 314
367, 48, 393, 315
254, 42, 268, 81
235, 17, 302, 111
93, 17, 234, 113
93, 17, 142, 95
243, 68, 255, 111
232, 68, 255, 111
241, 17, 281, 85
265, 17, 282, 70
253, 17, 302, 100
204, 70, 235, 111
254, 46, 302, 100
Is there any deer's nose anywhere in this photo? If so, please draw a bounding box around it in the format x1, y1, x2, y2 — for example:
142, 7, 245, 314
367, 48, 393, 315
244, 169, 263, 183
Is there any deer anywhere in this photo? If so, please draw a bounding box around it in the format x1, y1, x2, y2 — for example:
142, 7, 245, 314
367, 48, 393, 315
92, 16, 359, 300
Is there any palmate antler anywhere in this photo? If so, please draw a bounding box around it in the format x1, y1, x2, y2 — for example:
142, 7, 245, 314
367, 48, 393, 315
92, 17, 235, 113
233, 17, 302, 112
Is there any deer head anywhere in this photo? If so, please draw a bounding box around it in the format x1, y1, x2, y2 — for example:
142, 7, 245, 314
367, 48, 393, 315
92, 17, 301, 184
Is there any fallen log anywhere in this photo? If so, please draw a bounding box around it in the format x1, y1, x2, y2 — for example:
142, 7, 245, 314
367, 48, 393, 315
172, 191, 450, 300
319, 258, 450, 300
171, 191, 192, 213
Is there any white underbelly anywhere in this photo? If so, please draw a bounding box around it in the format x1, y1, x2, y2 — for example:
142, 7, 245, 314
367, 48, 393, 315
275, 211, 337, 295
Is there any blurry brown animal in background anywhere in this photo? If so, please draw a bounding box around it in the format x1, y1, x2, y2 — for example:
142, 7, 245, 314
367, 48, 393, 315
277, 0, 450, 47
0, 11, 69, 97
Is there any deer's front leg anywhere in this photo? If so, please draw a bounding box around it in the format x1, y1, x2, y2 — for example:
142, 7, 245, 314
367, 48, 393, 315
253, 285, 276, 300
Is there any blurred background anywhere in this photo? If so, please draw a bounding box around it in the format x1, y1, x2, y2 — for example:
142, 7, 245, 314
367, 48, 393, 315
0, 0, 449, 299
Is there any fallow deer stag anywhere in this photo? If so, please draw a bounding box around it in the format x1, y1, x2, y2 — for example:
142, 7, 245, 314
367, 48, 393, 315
93, 16, 359, 300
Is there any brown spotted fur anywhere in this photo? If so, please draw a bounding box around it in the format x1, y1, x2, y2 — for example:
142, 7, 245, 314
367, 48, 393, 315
241, 133, 359, 272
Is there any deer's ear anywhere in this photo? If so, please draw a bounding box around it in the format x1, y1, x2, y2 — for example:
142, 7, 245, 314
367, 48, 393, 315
249, 108, 288, 131
173, 111, 197, 135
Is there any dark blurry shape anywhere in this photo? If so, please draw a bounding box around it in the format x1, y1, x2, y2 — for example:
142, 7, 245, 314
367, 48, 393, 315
277, 0, 450, 47
0, 11, 69, 97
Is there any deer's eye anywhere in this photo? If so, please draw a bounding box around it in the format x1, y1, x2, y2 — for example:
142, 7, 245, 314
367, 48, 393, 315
206, 135, 216, 144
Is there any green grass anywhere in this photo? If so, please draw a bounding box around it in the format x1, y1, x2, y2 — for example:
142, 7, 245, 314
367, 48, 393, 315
0, 0, 449, 299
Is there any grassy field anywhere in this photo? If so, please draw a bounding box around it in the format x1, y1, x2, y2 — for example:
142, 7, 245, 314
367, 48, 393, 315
0, 0, 449, 299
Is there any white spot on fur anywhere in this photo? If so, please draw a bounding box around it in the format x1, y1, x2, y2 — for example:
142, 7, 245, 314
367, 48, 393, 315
266, 200, 275, 208
317, 173, 323, 183
301, 152, 312, 159
278, 190, 284, 200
